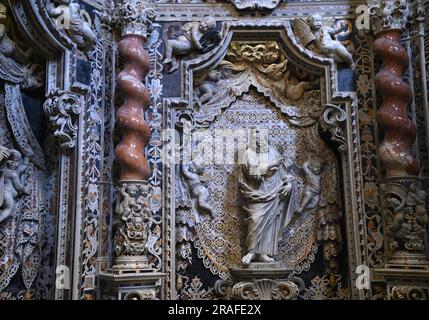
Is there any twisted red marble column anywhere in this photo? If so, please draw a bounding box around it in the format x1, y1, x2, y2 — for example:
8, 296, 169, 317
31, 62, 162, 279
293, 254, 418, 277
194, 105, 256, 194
374, 30, 420, 177
116, 35, 152, 181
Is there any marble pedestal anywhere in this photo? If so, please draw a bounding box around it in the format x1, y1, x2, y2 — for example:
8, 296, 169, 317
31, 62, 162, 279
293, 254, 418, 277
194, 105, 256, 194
99, 271, 166, 300
373, 265, 429, 300
216, 263, 300, 300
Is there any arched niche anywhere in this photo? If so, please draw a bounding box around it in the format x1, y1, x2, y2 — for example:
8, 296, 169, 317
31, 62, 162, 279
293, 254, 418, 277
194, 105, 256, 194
163, 20, 364, 299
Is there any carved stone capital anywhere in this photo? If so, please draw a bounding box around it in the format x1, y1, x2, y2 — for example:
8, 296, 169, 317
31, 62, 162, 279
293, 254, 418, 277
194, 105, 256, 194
410, 0, 425, 23
115, 0, 155, 38
113, 182, 154, 273
380, 177, 429, 267
369, 0, 410, 35
43, 90, 82, 149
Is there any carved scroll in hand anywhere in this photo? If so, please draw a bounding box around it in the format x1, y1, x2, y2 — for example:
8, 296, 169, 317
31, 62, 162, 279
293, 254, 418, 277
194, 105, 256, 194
293, 14, 355, 70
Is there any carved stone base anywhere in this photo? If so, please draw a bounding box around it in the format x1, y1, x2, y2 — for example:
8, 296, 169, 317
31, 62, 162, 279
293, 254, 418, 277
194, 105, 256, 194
112, 255, 154, 274
381, 177, 429, 267
230, 263, 292, 279
386, 252, 429, 267
215, 264, 299, 300
99, 272, 165, 300
373, 267, 429, 300
113, 182, 155, 273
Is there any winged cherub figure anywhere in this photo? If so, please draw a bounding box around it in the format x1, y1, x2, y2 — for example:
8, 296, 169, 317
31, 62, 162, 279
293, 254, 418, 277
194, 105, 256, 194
294, 14, 355, 70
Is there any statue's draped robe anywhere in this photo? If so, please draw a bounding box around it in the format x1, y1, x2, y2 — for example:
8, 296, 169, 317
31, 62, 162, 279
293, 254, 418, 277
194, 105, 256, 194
239, 146, 291, 256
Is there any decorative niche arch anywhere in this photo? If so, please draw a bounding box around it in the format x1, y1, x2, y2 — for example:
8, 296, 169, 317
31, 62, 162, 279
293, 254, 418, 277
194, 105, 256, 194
163, 20, 367, 300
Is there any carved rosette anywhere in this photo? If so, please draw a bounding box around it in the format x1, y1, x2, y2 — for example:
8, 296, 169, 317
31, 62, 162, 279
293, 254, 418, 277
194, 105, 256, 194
369, 0, 410, 35
371, 0, 419, 177
43, 90, 82, 149
115, 0, 155, 181
113, 182, 154, 272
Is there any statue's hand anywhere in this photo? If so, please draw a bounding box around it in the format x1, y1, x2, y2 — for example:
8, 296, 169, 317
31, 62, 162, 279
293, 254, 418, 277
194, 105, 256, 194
46, 2, 56, 15
0, 147, 10, 161
23, 186, 31, 195
280, 183, 292, 198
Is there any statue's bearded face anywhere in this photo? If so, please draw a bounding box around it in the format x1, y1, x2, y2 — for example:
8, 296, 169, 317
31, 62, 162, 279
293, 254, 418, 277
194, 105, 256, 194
249, 129, 269, 153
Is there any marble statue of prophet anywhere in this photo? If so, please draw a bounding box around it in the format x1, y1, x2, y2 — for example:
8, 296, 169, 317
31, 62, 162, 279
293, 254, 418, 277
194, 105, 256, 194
239, 129, 295, 265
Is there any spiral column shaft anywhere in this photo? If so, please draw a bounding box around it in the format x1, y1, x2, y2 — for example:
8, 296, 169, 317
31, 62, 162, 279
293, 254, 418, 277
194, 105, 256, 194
374, 30, 419, 177
370, 3, 429, 297
115, 35, 152, 181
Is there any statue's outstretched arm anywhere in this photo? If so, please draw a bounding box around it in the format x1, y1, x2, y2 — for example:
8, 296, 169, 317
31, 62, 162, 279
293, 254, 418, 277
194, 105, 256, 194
46, 3, 64, 18
329, 23, 347, 36
302, 161, 311, 175
181, 164, 194, 180
191, 24, 203, 51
